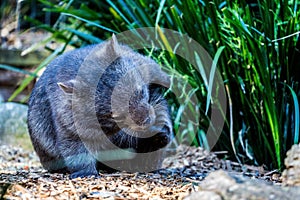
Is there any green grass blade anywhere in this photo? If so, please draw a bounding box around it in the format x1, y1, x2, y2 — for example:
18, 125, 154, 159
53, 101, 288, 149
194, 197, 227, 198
194, 51, 208, 88
198, 129, 210, 150
106, 0, 133, 26
155, 0, 166, 27
8, 45, 65, 102
0, 64, 36, 77
65, 28, 102, 43
21, 35, 53, 56
127, 1, 153, 27
284, 83, 300, 144
62, 12, 117, 33
205, 46, 225, 115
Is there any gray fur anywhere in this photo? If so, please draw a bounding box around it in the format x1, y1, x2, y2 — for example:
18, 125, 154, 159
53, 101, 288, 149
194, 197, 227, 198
27, 36, 173, 178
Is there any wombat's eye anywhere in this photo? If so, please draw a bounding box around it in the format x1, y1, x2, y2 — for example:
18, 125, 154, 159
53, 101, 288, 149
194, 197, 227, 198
133, 89, 142, 99
133, 85, 148, 100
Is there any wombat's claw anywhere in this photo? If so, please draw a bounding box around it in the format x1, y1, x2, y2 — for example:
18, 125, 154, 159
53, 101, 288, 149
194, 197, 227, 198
69, 171, 100, 179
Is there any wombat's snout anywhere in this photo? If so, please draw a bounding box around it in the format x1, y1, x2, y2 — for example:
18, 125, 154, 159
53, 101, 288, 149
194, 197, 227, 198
141, 105, 155, 125
129, 103, 155, 127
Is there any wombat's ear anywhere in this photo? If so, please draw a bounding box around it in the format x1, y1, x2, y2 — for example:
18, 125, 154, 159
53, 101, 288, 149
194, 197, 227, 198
106, 34, 119, 56
148, 67, 171, 88
57, 80, 77, 94
154, 73, 171, 88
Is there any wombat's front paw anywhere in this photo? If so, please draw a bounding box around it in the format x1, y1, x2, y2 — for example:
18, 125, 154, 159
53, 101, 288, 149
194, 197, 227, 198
69, 170, 100, 179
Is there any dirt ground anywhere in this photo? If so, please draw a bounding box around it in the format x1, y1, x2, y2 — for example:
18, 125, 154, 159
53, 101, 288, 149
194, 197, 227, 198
0, 142, 281, 200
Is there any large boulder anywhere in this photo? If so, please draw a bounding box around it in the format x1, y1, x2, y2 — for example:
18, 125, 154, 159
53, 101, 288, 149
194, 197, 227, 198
0, 102, 32, 150
282, 144, 300, 186
185, 170, 300, 200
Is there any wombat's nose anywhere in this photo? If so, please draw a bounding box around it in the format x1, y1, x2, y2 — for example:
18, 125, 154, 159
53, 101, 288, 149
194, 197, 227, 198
143, 117, 152, 125
142, 106, 155, 125
130, 103, 155, 127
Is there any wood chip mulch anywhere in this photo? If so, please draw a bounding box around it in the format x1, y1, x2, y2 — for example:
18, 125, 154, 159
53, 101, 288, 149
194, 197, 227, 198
0, 143, 281, 199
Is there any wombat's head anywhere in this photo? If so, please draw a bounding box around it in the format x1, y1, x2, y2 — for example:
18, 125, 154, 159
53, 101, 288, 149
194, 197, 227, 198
57, 35, 171, 136
105, 35, 170, 132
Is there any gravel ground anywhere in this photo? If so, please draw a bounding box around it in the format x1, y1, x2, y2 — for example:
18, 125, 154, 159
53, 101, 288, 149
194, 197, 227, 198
0, 143, 281, 199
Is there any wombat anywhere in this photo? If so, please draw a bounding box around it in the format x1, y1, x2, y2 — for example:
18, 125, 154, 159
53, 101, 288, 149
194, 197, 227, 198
27, 35, 173, 178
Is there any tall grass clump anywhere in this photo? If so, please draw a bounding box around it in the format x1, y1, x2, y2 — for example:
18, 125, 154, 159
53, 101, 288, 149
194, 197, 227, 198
15, 0, 299, 170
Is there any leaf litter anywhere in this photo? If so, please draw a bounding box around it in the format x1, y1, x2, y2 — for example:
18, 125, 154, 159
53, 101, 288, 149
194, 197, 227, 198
0, 142, 281, 199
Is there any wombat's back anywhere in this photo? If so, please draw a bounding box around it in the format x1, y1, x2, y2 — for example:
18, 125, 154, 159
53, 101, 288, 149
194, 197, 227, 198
27, 45, 97, 170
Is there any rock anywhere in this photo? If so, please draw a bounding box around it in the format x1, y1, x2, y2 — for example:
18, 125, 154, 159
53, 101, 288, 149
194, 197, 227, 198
282, 144, 300, 186
186, 191, 222, 200
185, 170, 300, 200
0, 102, 32, 150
